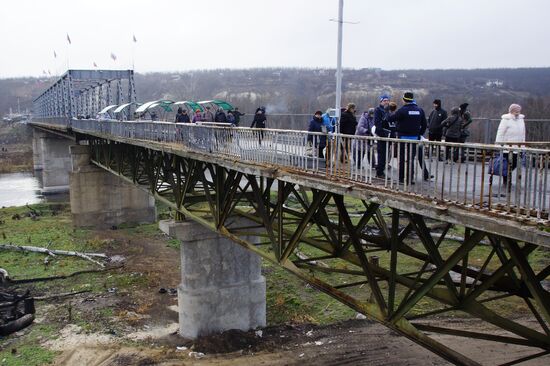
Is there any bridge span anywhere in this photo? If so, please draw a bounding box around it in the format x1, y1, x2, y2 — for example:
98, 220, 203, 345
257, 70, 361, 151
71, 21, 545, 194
26, 116, 549, 366
27, 70, 550, 366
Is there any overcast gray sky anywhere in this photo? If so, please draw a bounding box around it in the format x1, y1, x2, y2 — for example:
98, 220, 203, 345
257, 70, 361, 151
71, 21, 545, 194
1, 0, 549, 78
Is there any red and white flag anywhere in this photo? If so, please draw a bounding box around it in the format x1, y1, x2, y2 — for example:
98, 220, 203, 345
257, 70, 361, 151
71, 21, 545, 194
93, 61, 98, 67
110, 52, 117, 61
66, 33, 71, 44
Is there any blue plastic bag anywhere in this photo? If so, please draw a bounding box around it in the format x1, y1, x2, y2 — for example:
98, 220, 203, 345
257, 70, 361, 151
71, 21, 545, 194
490, 155, 508, 177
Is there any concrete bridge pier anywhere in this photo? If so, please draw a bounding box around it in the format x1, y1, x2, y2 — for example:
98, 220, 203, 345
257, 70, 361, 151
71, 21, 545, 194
37, 132, 73, 193
69, 145, 156, 228
159, 219, 266, 339
32, 130, 44, 171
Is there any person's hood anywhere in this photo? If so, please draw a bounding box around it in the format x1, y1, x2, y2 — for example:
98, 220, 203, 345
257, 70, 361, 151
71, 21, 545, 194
450, 107, 460, 115
501, 113, 525, 120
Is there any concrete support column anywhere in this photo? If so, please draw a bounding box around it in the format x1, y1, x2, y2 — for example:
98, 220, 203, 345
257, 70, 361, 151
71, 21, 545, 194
159, 219, 266, 339
40, 133, 73, 193
32, 130, 44, 171
69, 145, 156, 228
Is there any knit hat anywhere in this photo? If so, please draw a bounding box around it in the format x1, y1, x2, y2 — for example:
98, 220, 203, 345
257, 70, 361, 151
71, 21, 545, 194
509, 103, 522, 114
403, 92, 414, 102
379, 94, 390, 102
459, 103, 469, 112
433, 99, 441, 107
314, 110, 323, 116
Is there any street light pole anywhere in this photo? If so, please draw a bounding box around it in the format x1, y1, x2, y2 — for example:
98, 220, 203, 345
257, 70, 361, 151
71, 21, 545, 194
335, 0, 344, 134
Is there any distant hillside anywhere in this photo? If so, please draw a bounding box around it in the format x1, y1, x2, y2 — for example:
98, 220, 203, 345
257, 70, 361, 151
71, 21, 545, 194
1, 68, 550, 140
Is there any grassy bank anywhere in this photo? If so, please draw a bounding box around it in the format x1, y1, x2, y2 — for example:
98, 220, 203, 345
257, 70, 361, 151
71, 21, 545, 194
0, 123, 33, 173
0, 201, 547, 365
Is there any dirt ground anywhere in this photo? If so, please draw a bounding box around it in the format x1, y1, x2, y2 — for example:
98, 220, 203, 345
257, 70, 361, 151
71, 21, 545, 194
17, 228, 550, 366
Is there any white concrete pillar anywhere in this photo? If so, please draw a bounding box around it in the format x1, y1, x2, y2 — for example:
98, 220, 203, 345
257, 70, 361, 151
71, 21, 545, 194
69, 145, 156, 228
32, 130, 44, 171
40, 134, 73, 193
159, 219, 266, 339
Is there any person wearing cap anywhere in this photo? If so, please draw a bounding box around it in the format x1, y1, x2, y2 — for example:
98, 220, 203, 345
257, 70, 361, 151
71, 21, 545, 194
192, 109, 203, 123
373, 94, 392, 178
387, 92, 427, 184
354, 108, 375, 169
307, 110, 327, 158
495, 103, 526, 186
428, 99, 447, 142
175, 107, 190, 123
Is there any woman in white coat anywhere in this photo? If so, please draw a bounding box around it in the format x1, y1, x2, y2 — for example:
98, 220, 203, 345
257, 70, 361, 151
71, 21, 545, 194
495, 103, 526, 184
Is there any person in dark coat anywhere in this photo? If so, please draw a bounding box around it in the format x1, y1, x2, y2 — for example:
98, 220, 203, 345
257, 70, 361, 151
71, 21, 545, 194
307, 111, 327, 158
250, 107, 267, 144
373, 95, 393, 178
387, 92, 427, 184
215, 109, 227, 122
227, 111, 236, 126
231, 107, 245, 126
458, 103, 472, 143
175, 108, 190, 123
428, 99, 447, 141
339, 103, 357, 135
339, 103, 357, 163
441, 107, 462, 162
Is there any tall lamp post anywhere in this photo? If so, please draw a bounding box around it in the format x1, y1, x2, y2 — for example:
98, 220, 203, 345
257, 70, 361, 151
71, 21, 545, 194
334, 0, 344, 134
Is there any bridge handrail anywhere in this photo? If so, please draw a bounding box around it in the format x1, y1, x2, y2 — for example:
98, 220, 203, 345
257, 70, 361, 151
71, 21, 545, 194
69, 119, 550, 224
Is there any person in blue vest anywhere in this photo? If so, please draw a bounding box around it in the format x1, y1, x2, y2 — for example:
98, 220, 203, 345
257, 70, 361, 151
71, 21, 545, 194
387, 92, 427, 184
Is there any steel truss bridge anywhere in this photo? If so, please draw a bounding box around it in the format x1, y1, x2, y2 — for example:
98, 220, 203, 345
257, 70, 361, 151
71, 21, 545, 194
27, 117, 549, 366
30, 71, 550, 366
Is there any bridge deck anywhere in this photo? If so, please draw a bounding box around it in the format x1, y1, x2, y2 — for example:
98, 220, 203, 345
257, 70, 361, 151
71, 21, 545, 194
30, 119, 550, 246
29, 118, 550, 366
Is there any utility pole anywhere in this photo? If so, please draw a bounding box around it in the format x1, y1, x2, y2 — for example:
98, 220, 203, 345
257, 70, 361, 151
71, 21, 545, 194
335, 0, 344, 134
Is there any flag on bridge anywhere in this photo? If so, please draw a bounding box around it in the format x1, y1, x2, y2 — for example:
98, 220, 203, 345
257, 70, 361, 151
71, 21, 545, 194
42, 70, 47, 75
110, 52, 117, 61
66, 33, 71, 44
53, 50, 57, 58
133, 34, 137, 43
93, 61, 98, 68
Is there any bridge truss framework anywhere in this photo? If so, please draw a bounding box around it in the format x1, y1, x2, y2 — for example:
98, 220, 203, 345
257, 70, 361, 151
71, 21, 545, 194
81, 135, 550, 366
33, 70, 136, 120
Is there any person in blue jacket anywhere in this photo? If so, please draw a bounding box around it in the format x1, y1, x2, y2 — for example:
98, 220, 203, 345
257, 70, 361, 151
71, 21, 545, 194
387, 92, 427, 184
307, 111, 327, 158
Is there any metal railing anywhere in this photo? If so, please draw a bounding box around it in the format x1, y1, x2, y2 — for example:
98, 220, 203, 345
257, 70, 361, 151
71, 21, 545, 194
71, 119, 550, 222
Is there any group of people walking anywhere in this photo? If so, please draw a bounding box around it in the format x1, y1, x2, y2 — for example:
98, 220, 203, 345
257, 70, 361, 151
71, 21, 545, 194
175, 106, 245, 125
307, 92, 527, 185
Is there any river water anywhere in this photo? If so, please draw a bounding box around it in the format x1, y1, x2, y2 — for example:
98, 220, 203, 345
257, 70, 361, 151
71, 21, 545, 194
0, 172, 68, 207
